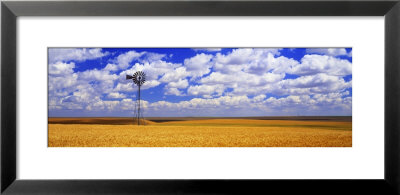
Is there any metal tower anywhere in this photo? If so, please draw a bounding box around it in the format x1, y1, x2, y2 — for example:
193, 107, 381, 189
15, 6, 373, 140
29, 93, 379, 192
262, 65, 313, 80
126, 71, 146, 125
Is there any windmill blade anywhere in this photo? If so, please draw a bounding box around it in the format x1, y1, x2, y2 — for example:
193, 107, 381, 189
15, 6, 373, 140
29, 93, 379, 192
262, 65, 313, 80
131, 71, 147, 86
137, 71, 144, 77
126, 75, 133, 80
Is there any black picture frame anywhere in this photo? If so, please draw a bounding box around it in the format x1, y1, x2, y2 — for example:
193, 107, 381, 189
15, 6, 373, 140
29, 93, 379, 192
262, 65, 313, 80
1, 0, 399, 194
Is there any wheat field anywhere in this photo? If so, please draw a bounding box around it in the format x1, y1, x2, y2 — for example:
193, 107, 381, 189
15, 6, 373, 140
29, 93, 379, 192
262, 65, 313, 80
48, 119, 352, 147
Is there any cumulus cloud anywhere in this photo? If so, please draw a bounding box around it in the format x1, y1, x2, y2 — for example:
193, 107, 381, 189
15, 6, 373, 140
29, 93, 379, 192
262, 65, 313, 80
288, 54, 352, 76
149, 95, 251, 111
145, 92, 351, 116
184, 53, 213, 78
116, 59, 181, 92
244, 53, 299, 75
189, 48, 350, 98
200, 71, 284, 87
48, 62, 79, 97
110, 50, 145, 70
48, 48, 109, 64
48, 48, 352, 117
167, 79, 189, 89
159, 67, 189, 83
279, 73, 351, 94
141, 53, 166, 62
306, 48, 351, 57
104, 63, 118, 71
213, 48, 281, 74
165, 88, 185, 96
49, 58, 125, 113
49, 61, 76, 75
107, 92, 127, 99
79, 69, 118, 81
187, 84, 225, 97
128, 60, 181, 81
113, 82, 135, 92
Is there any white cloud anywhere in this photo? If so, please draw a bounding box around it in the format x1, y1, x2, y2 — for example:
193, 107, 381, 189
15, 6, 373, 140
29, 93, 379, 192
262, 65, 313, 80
167, 79, 189, 89
213, 48, 281, 74
164, 79, 189, 96
49, 48, 352, 117
117, 60, 179, 91
49, 61, 75, 75
107, 92, 126, 99
184, 48, 292, 97
281, 73, 350, 91
79, 69, 118, 81
187, 84, 225, 97
49, 48, 109, 64
253, 94, 266, 102
141, 53, 166, 62
134, 61, 181, 80
48, 61, 79, 98
86, 99, 120, 111
159, 67, 189, 83
165, 88, 185, 96
244, 54, 299, 75
85, 98, 149, 113
141, 80, 161, 90
112, 50, 145, 70
184, 53, 213, 78
113, 82, 135, 92
120, 99, 136, 110
306, 48, 350, 57
146, 93, 351, 116
200, 71, 284, 87
71, 85, 99, 103
288, 54, 352, 76
104, 63, 118, 71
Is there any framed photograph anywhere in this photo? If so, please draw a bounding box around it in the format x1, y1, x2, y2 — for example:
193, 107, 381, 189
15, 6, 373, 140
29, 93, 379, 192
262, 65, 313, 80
47, 47, 352, 148
2, 0, 400, 194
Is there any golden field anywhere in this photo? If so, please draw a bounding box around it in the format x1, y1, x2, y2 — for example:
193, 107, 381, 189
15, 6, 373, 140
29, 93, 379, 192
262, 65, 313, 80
48, 118, 352, 147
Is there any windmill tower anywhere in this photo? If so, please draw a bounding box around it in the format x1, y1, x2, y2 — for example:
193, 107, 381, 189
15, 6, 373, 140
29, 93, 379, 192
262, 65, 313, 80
126, 71, 146, 125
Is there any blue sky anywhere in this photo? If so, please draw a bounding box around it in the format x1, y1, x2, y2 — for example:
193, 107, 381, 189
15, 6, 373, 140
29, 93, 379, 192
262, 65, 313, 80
48, 48, 352, 117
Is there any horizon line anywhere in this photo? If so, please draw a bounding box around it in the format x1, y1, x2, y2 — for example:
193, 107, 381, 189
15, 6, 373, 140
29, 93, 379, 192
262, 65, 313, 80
48, 115, 352, 118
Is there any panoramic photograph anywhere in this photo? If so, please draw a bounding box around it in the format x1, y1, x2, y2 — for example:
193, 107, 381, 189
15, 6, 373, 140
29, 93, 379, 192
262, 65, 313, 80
48, 47, 352, 147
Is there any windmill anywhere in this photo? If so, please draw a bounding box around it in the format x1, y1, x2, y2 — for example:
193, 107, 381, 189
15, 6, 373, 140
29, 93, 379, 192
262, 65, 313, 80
126, 71, 146, 125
